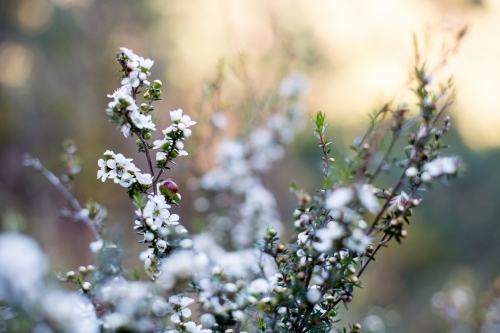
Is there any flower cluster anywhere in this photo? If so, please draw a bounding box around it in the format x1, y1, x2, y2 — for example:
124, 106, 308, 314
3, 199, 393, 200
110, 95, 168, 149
154, 109, 195, 167
8, 46, 467, 333
198, 74, 307, 249
105, 48, 159, 138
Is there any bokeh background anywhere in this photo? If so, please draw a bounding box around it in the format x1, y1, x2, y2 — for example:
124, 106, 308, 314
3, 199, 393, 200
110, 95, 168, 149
1, 0, 499, 332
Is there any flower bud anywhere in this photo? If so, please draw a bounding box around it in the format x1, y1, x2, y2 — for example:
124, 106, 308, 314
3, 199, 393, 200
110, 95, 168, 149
86, 265, 95, 272
267, 228, 277, 238
153, 80, 162, 88
159, 178, 179, 198
353, 323, 361, 330
145, 232, 154, 242
175, 141, 184, 150
405, 167, 418, 178
82, 281, 91, 290
183, 129, 192, 138
66, 271, 76, 279
78, 266, 87, 274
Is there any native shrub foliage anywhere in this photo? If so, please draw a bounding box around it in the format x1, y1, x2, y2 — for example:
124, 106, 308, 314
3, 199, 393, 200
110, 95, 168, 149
2, 46, 462, 333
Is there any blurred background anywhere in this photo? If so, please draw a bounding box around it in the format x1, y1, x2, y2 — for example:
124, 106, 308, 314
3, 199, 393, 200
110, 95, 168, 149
1, 0, 499, 332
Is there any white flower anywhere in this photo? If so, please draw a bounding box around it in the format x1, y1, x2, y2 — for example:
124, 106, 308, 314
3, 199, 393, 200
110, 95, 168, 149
185, 321, 212, 333
103, 153, 140, 181
138, 195, 178, 228
357, 184, 380, 214
42, 291, 98, 333
163, 126, 174, 135
121, 70, 140, 88
97, 159, 111, 181
139, 57, 154, 70
199, 313, 216, 327
344, 229, 372, 254
115, 172, 135, 187
180, 114, 196, 128
389, 191, 409, 212
89, 239, 103, 253
120, 47, 139, 61
313, 222, 344, 252
405, 166, 419, 178
153, 139, 170, 150
156, 152, 167, 162
156, 240, 167, 254
151, 297, 172, 317
325, 187, 354, 210
424, 156, 460, 178
169, 295, 194, 322
248, 278, 270, 294
120, 123, 132, 138
131, 112, 156, 130
136, 172, 153, 186
139, 248, 154, 261
0, 233, 49, 298
416, 125, 428, 140
170, 109, 183, 122
144, 232, 154, 242
306, 287, 322, 303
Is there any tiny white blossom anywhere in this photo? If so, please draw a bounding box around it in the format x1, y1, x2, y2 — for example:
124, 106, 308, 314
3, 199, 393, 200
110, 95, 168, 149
199, 313, 216, 327
169, 295, 194, 322
121, 70, 140, 88
306, 287, 322, 303
170, 109, 183, 122
344, 229, 372, 254
325, 187, 354, 210
424, 156, 460, 178
406, 166, 419, 178
131, 112, 156, 130
136, 172, 153, 186
139, 57, 154, 70
389, 191, 410, 212
180, 114, 196, 128
120, 123, 132, 138
89, 239, 103, 253
313, 221, 344, 252
156, 151, 167, 162
357, 184, 380, 214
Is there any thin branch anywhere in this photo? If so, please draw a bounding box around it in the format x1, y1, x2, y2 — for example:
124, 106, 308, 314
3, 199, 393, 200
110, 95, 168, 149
23, 155, 100, 239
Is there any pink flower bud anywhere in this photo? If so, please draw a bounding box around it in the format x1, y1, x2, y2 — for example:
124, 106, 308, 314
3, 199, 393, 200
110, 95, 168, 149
159, 178, 178, 198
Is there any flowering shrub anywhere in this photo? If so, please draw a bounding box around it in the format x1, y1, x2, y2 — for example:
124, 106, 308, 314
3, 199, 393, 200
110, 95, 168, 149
1, 45, 464, 333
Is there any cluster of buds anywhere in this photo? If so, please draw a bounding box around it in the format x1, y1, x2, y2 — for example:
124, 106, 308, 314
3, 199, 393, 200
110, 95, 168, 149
61, 265, 95, 295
